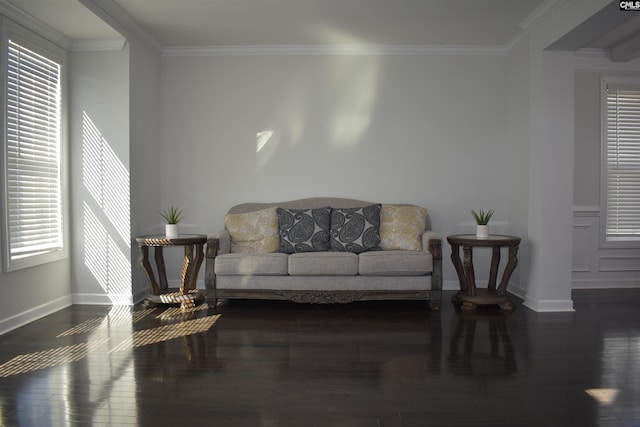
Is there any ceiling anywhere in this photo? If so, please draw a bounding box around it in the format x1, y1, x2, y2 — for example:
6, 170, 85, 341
4, 0, 640, 61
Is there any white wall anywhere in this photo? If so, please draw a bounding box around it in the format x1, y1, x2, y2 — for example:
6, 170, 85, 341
574, 71, 602, 208
159, 52, 512, 286
129, 39, 162, 301
69, 41, 162, 304
0, 260, 71, 334
69, 47, 131, 304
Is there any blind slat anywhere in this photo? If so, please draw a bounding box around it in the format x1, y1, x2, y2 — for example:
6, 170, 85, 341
5, 39, 63, 260
606, 86, 640, 237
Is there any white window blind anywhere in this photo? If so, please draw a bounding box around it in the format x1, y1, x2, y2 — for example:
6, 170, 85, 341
605, 83, 640, 238
4, 39, 63, 264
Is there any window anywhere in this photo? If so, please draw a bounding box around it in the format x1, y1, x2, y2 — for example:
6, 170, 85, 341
603, 79, 640, 242
1, 20, 67, 271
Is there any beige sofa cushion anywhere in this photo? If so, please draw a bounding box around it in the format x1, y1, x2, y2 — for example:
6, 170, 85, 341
215, 253, 288, 275
224, 207, 279, 253
379, 205, 428, 251
289, 252, 358, 276
358, 250, 432, 276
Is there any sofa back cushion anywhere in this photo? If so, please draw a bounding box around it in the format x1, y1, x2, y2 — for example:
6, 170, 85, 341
380, 205, 428, 251
224, 207, 279, 253
330, 204, 381, 253
223, 198, 431, 254
277, 207, 331, 253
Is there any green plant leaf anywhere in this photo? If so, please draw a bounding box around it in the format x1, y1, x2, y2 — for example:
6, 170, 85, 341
471, 209, 494, 225
159, 206, 183, 224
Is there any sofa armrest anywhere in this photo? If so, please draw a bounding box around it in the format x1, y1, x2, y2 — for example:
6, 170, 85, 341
423, 231, 442, 310
209, 230, 230, 255
422, 230, 441, 250
205, 231, 228, 307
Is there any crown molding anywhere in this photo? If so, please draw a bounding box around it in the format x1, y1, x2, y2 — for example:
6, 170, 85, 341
505, 30, 529, 53
519, 0, 568, 30
163, 44, 507, 57
70, 38, 127, 52
0, 0, 70, 50
79, 0, 162, 54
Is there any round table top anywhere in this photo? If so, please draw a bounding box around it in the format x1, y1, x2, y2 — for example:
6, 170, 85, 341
447, 234, 521, 246
136, 234, 207, 246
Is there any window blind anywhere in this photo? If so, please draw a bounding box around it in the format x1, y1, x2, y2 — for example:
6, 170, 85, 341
605, 83, 640, 237
5, 39, 63, 261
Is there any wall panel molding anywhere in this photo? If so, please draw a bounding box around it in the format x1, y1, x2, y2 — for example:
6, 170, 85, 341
572, 207, 640, 289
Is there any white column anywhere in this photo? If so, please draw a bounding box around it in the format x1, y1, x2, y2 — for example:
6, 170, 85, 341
523, 50, 576, 311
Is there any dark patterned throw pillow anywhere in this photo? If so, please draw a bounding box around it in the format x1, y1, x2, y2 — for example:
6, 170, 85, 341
330, 204, 381, 253
277, 207, 331, 253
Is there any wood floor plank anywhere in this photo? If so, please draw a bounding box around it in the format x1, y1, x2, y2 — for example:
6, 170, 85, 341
0, 290, 639, 426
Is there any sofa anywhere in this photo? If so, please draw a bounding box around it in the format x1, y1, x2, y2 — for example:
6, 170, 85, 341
205, 197, 442, 310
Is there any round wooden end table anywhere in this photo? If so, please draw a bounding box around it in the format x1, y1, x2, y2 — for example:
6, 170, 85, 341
136, 234, 207, 308
447, 234, 521, 311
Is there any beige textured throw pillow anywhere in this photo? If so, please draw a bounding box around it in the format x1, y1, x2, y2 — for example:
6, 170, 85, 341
224, 207, 279, 253
379, 205, 428, 251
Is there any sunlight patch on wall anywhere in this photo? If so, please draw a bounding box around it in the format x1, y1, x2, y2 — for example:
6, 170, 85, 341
316, 27, 380, 146
253, 28, 380, 169
256, 130, 274, 152
82, 111, 130, 246
330, 56, 379, 146
82, 111, 132, 304
84, 203, 132, 304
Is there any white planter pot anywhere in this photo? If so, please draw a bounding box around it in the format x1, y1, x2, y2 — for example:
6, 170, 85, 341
476, 224, 489, 239
165, 224, 179, 238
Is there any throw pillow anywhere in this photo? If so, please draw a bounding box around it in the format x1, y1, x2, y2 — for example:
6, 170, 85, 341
224, 207, 279, 253
277, 207, 331, 253
330, 204, 381, 253
379, 205, 428, 251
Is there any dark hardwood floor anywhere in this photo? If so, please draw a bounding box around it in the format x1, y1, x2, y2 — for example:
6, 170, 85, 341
0, 289, 639, 426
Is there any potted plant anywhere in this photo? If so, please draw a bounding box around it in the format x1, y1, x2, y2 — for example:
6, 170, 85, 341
471, 209, 494, 238
160, 206, 183, 238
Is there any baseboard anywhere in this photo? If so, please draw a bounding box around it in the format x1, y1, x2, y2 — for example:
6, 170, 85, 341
447, 278, 574, 312
0, 295, 73, 335
523, 295, 575, 312
72, 293, 135, 305
507, 284, 526, 300
573, 279, 640, 289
